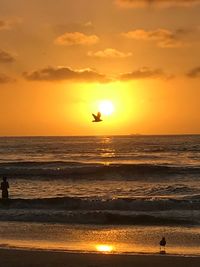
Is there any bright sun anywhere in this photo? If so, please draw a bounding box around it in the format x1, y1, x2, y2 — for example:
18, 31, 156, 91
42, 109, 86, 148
99, 100, 115, 116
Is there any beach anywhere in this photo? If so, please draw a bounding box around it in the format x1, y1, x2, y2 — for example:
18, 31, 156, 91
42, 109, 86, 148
1, 0, 200, 264
1, 249, 200, 267
0, 136, 200, 263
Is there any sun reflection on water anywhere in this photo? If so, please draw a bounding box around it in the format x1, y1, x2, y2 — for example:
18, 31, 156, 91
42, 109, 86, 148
99, 137, 116, 162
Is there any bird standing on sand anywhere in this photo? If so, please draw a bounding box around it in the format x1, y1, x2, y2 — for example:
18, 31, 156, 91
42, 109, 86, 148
159, 237, 166, 253
92, 112, 102, 122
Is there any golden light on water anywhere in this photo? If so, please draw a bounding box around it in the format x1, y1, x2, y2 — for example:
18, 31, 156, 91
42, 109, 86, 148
96, 244, 114, 253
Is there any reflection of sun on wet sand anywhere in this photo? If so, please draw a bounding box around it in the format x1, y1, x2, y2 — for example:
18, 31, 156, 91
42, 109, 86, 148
96, 244, 114, 253
0, 249, 200, 267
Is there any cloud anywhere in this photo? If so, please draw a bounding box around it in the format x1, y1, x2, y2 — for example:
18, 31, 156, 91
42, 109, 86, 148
0, 73, 14, 83
116, 0, 200, 8
0, 20, 8, 30
54, 32, 99, 46
118, 67, 171, 80
88, 48, 132, 58
122, 28, 185, 48
23, 66, 173, 83
23, 66, 109, 83
0, 49, 16, 63
54, 21, 94, 35
84, 21, 93, 28
0, 18, 22, 30
187, 67, 200, 78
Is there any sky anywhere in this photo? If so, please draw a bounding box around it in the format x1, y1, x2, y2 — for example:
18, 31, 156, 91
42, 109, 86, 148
0, 0, 200, 136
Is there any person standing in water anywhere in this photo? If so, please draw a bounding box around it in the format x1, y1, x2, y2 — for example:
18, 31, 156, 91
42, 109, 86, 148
1, 177, 9, 199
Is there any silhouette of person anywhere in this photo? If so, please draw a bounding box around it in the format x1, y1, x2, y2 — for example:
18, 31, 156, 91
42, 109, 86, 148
1, 177, 9, 199
159, 237, 166, 253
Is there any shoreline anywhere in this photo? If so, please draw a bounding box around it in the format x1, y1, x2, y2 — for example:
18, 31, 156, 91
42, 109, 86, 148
1, 246, 200, 258
0, 248, 200, 267
0, 221, 199, 257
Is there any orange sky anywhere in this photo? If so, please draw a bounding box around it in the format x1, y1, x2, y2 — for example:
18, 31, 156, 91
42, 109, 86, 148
0, 0, 200, 136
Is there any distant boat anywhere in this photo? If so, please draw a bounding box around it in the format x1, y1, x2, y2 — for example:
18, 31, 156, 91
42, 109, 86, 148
130, 133, 142, 136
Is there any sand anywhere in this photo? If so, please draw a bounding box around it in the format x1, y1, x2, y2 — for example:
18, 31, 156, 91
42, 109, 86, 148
0, 249, 200, 267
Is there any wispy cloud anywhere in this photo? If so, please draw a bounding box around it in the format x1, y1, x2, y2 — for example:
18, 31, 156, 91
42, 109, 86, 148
88, 48, 132, 58
0, 18, 22, 30
118, 67, 172, 80
0, 73, 14, 83
84, 21, 93, 28
0, 49, 16, 63
187, 66, 200, 78
23, 65, 175, 83
23, 66, 109, 83
54, 32, 99, 46
53, 21, 94, 35
122, 28, 187, 48
116, 0, 200, 8
0, 20, 9, 30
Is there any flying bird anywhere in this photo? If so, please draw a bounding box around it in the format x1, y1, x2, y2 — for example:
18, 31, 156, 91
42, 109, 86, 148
92, 112, 102, 122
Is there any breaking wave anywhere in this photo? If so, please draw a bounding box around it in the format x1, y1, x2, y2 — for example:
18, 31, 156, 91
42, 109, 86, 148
0, 211, 197, 226
0, 195, 200, 211
0, 161, 200, 179
0, 204, 199, 226
0, 194, 199, 225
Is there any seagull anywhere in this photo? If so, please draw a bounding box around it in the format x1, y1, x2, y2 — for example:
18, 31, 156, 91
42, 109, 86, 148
159, 237, 166, 254
92, 112, 102, 122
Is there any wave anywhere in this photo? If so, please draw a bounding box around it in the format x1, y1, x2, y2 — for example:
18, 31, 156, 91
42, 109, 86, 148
0, 196, 199, 225
0, 161, 200, 179
1, 195, 200, 211
0, 209, 198, 226
145, 184, 200, 196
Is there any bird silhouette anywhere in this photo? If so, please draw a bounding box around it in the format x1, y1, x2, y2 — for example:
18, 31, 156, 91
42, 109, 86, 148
159, 237, 166, 254
92, 112, 102, 122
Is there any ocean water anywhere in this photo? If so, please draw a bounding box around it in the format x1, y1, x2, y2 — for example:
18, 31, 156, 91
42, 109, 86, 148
0, 135, 200, 255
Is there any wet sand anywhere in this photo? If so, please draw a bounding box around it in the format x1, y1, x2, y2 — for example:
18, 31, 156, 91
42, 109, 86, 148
0, 249, 200, 267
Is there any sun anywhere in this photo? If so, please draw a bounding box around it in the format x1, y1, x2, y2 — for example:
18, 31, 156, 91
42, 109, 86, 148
99, 100, 115, 116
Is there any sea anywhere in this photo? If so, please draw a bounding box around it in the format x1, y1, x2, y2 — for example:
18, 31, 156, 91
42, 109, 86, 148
0, 135, 200, 255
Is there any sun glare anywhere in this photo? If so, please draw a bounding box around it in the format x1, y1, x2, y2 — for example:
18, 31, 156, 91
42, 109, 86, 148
96, 244, 114, 253
99, 100, 115, 116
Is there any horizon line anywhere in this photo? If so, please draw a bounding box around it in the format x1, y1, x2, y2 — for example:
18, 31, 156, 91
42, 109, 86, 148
0, 133, 200, 138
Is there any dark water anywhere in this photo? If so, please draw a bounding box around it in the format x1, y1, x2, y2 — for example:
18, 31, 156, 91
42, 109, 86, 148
0, 135, 199, 225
